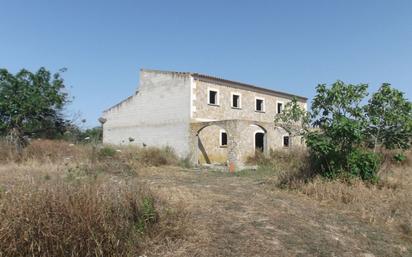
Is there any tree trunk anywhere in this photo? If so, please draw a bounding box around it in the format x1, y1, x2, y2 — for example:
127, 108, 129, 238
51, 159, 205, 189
10, 127, 27, 156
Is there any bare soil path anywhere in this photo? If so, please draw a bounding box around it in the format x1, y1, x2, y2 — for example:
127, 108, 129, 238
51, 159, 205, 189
139, 167, 411, 257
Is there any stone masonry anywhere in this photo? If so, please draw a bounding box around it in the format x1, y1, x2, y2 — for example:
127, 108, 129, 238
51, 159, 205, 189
101, 69, 307, 171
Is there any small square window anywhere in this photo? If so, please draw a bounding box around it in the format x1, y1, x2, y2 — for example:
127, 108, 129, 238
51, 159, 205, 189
220, 131, 228, 146
232, 94, 240, 108
256, 99, 264, 112
283, 136, 290, 147
208, 90, 218, 105
277, 102, 283, 114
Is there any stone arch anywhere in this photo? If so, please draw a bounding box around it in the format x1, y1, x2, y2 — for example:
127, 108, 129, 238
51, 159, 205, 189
196, 123, 229, 165
248, 122, 269, 156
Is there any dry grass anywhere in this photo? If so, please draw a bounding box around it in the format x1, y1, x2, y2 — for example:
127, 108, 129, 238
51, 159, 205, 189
0, 181, 156, 257
0, 139, 189, 257
1, 139, 412, 256
251, 148, 412, 241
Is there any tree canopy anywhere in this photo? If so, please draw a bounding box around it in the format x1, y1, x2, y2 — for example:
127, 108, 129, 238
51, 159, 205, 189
275, 81, 412, 182
0, 67, 70, 150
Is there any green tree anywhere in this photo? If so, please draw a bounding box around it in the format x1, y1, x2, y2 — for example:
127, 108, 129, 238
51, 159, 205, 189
274, 97, 310, 139
81, 126, 103, 143
364, 83, 412, 151
0, 67, 69, 152
307, 81, 375, 180
275, 81, 412, 182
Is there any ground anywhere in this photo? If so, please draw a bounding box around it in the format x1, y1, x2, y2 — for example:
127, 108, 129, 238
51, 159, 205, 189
1, 141, 411, 257
139, 167, 411, 257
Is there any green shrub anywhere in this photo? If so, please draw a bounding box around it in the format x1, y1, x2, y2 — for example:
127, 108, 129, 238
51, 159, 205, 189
347, 149, 380, 182
135, 196, 158, 234
275, 81, 411, 182
178, 155, 193, 169
98, 146, 117, 159
393, 153, 406, 164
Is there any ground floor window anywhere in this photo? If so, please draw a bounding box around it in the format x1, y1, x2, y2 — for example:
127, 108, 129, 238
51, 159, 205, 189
255, 132, 264, 152
283, 136, 290, 147
220, 131, 227, 147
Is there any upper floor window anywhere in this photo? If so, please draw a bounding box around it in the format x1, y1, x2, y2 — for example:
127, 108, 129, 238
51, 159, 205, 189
255, 98, 265, 112
277, 101, 284, 114
231, 93, 241, 109
208, 89, 219, 105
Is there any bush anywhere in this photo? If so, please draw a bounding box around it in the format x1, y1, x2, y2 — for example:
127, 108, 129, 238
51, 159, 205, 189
307, 140, 381, 182
347, 149, 380, 182
98, 146, 117, 159
0, 180, 157, 257
137, 146, 179, 166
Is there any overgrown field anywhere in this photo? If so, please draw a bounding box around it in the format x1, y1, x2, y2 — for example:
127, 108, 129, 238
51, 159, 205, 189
0, 140, 188, 257
0, 140, 411, 256
246, 148, 412, 240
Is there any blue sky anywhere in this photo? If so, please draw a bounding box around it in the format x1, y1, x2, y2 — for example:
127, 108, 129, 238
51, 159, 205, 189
1, 0, 411, 127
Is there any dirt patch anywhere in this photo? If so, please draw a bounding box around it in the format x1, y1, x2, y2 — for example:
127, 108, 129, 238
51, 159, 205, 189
138, 167, 411, 257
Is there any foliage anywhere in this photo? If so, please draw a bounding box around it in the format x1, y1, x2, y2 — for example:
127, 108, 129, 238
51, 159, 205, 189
0, 67, 69, 151
308, 81, 379, 181
98, 146, 117, 159
81, 126, 103, 142
274, 97, 310, 137
393, 153, 406, 163
364, 83, 412, 150
346, 148, 380, 182
276, 80, 411, 182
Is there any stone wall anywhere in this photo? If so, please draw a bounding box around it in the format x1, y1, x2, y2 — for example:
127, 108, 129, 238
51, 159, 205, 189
191, 79, 307, 123
190, 78, 306, 165
101, 69, 307, 167
190, 120, 303, 169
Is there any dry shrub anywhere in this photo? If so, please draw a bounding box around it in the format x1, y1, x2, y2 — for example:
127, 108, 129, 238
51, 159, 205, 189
134, 146, 179, 167
291, 176, 412, 232
379, 149, 412, 174
1, 139, 183, 169
0, 180, 158, 257
0, 140, 191, 256
246, 148, 314, 183
247, 148, 309, 168
0, 139, 15, 163
0, 139, 92, 163
23, 139, 91, 162
254, 147, 412, 236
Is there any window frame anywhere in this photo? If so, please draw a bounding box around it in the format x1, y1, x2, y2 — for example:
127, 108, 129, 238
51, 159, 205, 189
220, 130, 228, 147
276, 100, 284, 114
255, 97, 265, 112
207, 88, 219, 106
283, 135, 290, 148
231, 92, 242, 109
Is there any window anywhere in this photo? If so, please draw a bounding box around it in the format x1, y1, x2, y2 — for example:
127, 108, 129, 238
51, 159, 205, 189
283, 136, 290, 147
255, 98, 265, 112
208, 89, 219, 105
277, 102, 283, 114
231, 93, 241, 108
220, 131, 228, 147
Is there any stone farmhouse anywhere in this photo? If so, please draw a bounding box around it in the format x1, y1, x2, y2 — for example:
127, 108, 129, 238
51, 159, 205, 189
101, 69, 307, 170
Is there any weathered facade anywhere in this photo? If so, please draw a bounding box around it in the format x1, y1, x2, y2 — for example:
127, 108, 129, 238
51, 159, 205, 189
101, 69, 307, 170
